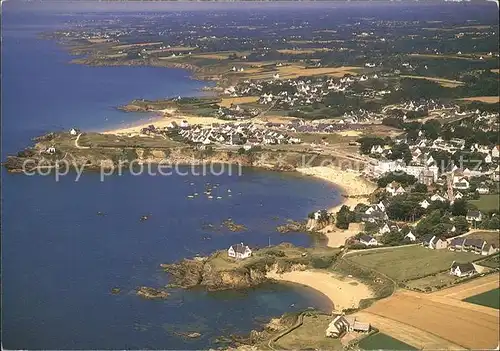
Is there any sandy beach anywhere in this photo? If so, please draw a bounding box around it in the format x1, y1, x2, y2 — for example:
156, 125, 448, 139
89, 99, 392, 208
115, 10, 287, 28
296, 166, 375, 212
104, 109, 222, 135
267, 269, 374, 312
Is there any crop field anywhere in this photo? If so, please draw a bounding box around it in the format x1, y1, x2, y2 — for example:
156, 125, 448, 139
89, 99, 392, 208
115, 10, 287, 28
399, 75, 464, 88
218, 96, 260, 108
241, 65, 362, 80
358, 332, 417, 350
463, 288, 500, 309
346, 245, 478, 282
365, 290, 500, 350
469, 194, 500, 212
459, 96, 499, 103
277, 48, 332, 55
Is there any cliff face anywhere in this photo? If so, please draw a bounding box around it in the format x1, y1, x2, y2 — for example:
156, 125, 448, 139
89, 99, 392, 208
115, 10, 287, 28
3, 133, 334, 174
161, 258, 267, 291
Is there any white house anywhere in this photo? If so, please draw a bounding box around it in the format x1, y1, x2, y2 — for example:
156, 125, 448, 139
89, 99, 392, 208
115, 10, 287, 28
370, 145, 384, 154
450, 262, 476, 277
180, 120, 190, 128
395, 186, 406, 195
430, 194, 447, 202
326, 315, 350, 338
227, 243, 252, 259
46, 146, 56, 154
359, 235, 378, 246
484, 154, 492, 164
379, 223, 391, 235
420, 199, 430, 209
69, 128, 78, 136
405, 231, 416, 242
453, 178, 470, 190
466, 210, 483, 223
476, 184, 490, 194
492, 146, 500, 158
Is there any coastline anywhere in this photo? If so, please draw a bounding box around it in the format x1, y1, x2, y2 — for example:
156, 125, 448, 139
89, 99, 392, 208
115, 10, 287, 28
266, 269, 374, 313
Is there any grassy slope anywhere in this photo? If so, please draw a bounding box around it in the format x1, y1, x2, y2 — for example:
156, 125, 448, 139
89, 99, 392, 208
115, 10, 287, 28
346, 246, 478, 282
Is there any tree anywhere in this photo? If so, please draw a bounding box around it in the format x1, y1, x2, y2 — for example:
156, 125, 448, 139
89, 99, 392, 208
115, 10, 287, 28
422, 119, 442, 140
451, 199, 468, 216
336, 205, 355, 229
412, 183, 428, 194
388, 143, 412, 164
453, 216, 469, 234
381, 231, 405, 246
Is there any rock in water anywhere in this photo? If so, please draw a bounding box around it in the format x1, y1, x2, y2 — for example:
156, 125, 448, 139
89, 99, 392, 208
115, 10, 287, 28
136, 286, 169, 299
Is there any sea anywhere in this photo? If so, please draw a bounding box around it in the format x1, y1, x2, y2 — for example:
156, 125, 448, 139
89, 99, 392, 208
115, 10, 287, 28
1, 2, 340, 349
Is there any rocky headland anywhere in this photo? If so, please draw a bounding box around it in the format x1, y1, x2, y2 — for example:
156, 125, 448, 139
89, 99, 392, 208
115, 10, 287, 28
159, 243, 340, 291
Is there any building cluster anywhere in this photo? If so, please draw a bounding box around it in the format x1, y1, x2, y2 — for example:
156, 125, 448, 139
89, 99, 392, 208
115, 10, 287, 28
223, 74, 386, 110
141, 121, 302, 147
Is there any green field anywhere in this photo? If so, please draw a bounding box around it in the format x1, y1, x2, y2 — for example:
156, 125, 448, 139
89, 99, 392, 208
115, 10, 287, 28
275, 314, 343, 350
463, 288, 500, 309
470, 194, 500, 212
346, 246, 478, 282
358, 332, 417, 350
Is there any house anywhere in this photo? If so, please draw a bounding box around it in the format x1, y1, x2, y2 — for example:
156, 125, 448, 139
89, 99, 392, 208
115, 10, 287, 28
463, 238, 486, 254
227, 243, 252, 259
405, 231, 416, 242
180, 120, 190, 129
423, 235, 447, 249
450, 262, 476, 277
422, 234, 434, 247
168, 121, 179, 129
344, 316, 371, 332
430, 236, 448, 250
326, 315, 350, 338
359, 235, 378, 246
378, 223, 391, 235
46, 146, 56, 154
430, 194, 447, 202
420, 199, 431, 209
453, 178, 470, 190
492, 146, 500, 158
69, 128, 79, 136
482, 243, 498, 256
449, 237, 465, 251
466, 210, 483, 223
476, 183, 490, 194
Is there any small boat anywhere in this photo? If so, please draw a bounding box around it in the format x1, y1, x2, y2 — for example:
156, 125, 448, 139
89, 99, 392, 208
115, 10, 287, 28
227, 189, 231, 193
187, 195, 194, 199
140, 215, 150, 221
194, 193, 199, 196
208, 196, 213, 199
216, 196, 222, 199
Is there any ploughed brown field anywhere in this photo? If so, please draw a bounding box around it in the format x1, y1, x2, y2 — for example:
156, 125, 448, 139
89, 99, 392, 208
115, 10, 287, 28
364, 275, 500, 350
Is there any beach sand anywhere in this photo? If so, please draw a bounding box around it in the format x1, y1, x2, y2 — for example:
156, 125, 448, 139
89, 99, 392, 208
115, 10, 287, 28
296, 166, 375, 247
104, 110, 222, 135
267, 269, 374, 312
